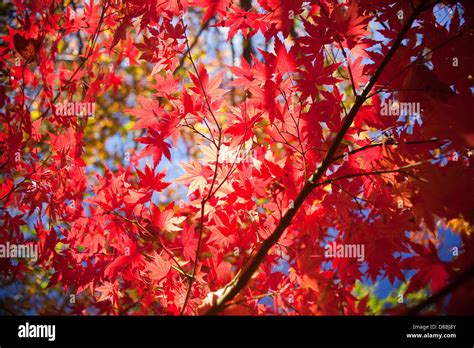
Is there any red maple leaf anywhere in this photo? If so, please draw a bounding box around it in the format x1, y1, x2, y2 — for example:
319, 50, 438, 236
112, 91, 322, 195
136, 129, 172, 166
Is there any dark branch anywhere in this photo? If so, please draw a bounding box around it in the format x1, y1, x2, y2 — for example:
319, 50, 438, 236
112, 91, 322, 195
204, 1, 430, 316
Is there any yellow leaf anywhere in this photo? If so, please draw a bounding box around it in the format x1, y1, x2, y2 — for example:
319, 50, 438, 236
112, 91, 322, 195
447, 217, 472, 237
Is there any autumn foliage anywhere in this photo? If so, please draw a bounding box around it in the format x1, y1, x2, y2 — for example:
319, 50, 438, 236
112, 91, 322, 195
1, 0, 473, 315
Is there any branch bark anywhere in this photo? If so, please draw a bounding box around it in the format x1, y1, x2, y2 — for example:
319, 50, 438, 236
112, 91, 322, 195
404, 263, 474, 315
240, 0, 253, 64
204, 2, 430, 315
179, 18, 223, 315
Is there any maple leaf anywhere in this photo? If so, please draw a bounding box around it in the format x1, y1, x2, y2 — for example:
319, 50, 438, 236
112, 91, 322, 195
221, 6, 270, 40
191, 0, 231, 23
123, 189, 150, 205
181, 225, 198, 261
227, 56, 258, 89
152, 74, 180, 98
274, 40, 297, 74
189, 63, 226, 100
144, 251, 171, 283
258, 0, 304, 36
104, 234, 144, 280
136, 163, 170, 192
226, 104, 262, 144
332, 3, 370, 49
13, 33, 43, 63
297, 52, 336, 100
95, 281, 122, 305
347, 56, 369, 90
175, 160, 212, 196
207, 212, 236, 248
127, 96, 164, 130
136, 129, 172, 166
402, 242, 451, 294
152, 204, 186, 233
0, 179, 13, 201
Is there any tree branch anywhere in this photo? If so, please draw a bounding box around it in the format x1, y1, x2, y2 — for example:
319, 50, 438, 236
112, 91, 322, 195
204, 2, 429, 315
179, 18, 223, 315
404, 263, 474, 315
176, 17, 213, 73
